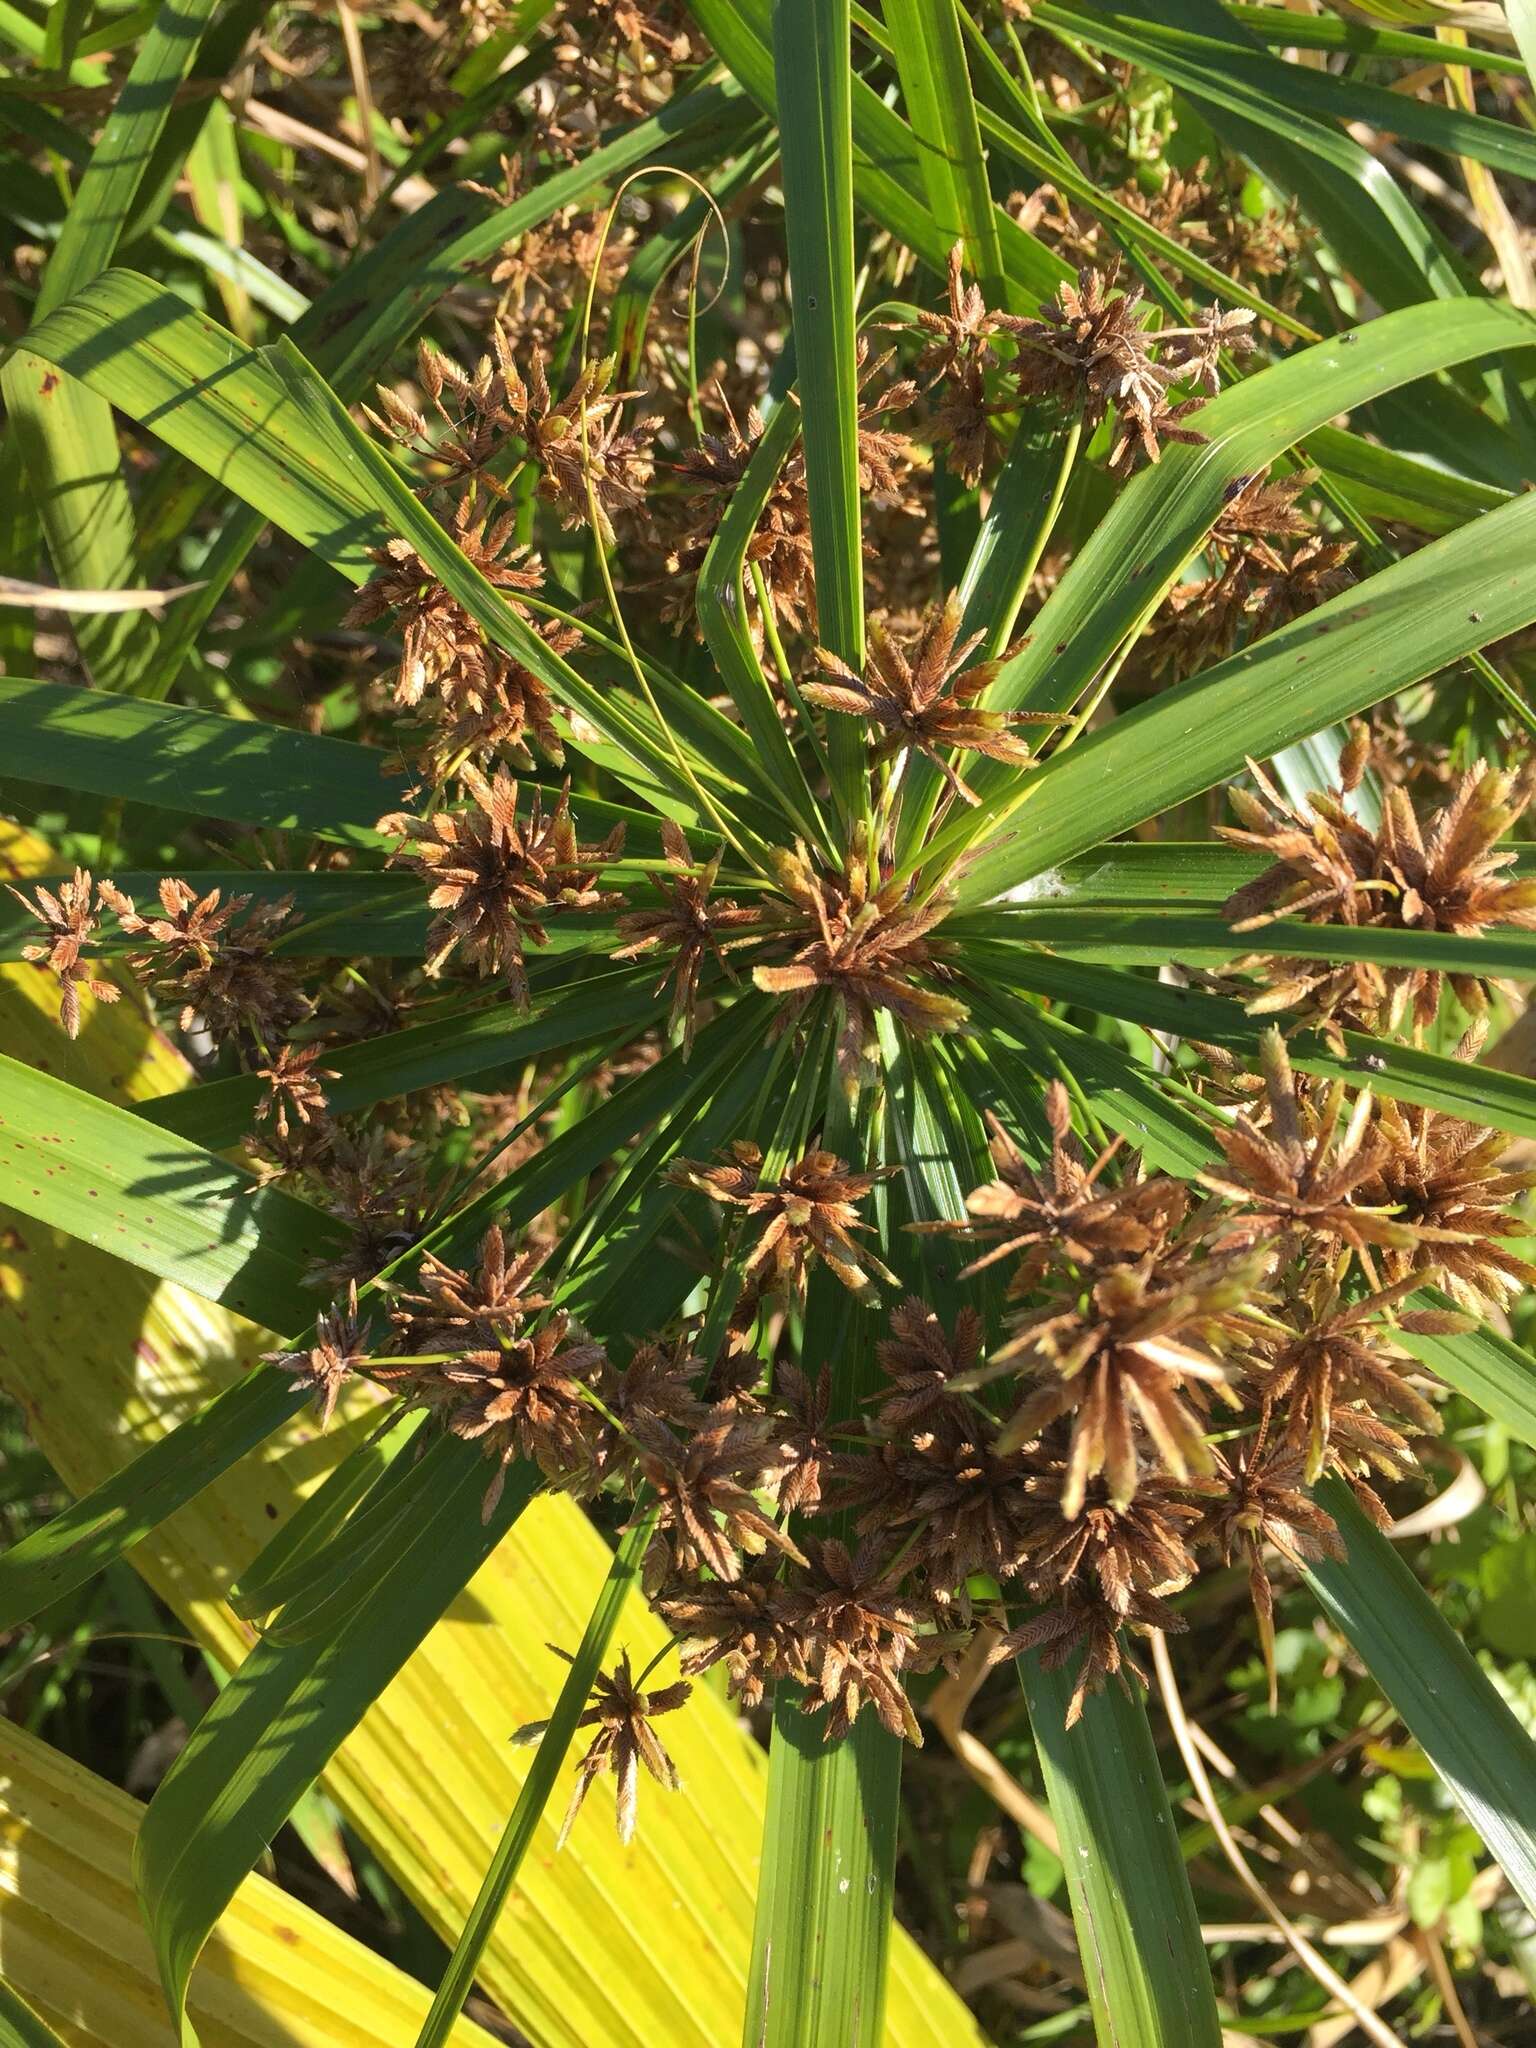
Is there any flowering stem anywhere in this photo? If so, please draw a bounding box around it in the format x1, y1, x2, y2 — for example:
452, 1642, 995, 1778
751, 558, 835, 789
413, 1501, 659, 2048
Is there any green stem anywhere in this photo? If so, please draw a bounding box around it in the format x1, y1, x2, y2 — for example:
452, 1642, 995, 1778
413, 1504, 659, 2048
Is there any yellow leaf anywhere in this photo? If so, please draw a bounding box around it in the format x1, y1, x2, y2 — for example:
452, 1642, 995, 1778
0, 1716, 496, 2047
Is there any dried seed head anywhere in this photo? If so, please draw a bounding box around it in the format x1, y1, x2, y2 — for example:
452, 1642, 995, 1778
379, 767, 624, 1007
7, 867, 119, 1037
513, 1646, 691, 1847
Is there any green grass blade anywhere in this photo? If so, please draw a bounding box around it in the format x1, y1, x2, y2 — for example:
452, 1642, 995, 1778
0, 355, 151, 690
1224, 3, 1527, 72
688, 0, 1071, 294
970, 904, 1536, 982
906, 296, 1536, 885
1052, 3, 1536, 183
1038, 0, 1464, 312
21, 276, 772, 839
881, 0, 1004, 300
696, 393, 838, 857
772, 0, 865, 814
1307, 1480, 1536, 1921
4, 0, 226, 693
41, 0, 91, 74
140, 971, 664, 1152
228, 1412, 423, 1621
745, 1693, 901, 2048
0, 1977, 69, 2048
0, 1051, 338, 1324
0, 1371, 308, 1632
0, 678, 665, 857
0, 675, 405, 846
1397, 1314, 1536, 1455
991, 299, 1536, 729
133, 1437, 538, 2044
35, 0, 220, 320
1017, 1652, 1222, 2047
961, 946, 1536, 1137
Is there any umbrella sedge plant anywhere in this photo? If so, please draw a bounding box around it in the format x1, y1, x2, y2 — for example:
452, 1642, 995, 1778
5, 1, 1536, 2045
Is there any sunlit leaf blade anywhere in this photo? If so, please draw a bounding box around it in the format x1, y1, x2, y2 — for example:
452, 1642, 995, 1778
1509, 0, 1536, 90
1017, 1652, 1222, 2047
0, 354, 151, 692
0, 1718, 496, 2048
1307, 1481, 1536, 1921
227, 1410, 424, 1621
0, 1976, 67, 2048
0, 1051, 337, 1323
882, 0, 1003, 299
34, 0, 221, 318
134, 1440, 539, 2044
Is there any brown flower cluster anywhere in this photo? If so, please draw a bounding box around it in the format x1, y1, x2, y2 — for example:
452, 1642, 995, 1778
345, 508, 569, 787
1016, 162, 1313, 319
379, 765, 624, 1007
52, 875, 308, 1047
1143, 467, 1354, 680
7, 867, 119, 1038
612, 821, 767, 1056
232, 955, 1527, 1773
351, 324, 661, 791
994, 260, 1255, 475
661, 346, 916, 642
752, 831, 968, 1081
908, 246, 1005, 486
514, 1647, 691, 1848
1221, 742, 1536, 1035
807, 595, 1060, 806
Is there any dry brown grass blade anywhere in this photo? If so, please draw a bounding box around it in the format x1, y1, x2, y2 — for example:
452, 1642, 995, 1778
926, 1628, 1061, 1858
1186, 1711, 1387, 1917
1422, 1929, 1486, 2048
1152, 1632, 1411, 2048
337, 0, 382, 206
